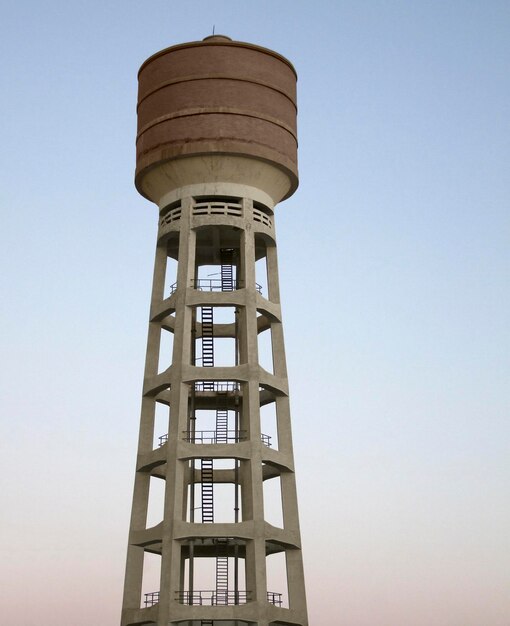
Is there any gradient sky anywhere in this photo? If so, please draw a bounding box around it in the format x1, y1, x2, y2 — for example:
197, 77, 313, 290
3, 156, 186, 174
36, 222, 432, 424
1, 1, 509, 625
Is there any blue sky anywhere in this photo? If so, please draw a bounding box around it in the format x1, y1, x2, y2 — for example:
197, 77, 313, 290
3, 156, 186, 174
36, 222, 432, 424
1, 1, 509, 624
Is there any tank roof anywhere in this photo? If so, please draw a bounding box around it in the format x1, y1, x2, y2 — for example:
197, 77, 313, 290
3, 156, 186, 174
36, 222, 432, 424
138, 35, 297, 79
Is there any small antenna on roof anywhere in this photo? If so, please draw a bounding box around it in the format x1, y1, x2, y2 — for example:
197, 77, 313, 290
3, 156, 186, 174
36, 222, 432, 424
212, 24, 215, 35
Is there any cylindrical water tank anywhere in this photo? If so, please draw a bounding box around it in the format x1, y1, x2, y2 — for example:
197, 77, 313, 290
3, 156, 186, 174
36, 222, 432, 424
135, 35, 298, 206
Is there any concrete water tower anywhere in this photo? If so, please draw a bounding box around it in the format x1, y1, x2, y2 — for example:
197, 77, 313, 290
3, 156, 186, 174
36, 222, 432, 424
121, 35, 308, 626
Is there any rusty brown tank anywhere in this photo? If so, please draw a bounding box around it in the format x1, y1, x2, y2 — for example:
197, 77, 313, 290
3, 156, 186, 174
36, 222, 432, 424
135, 35, 298, 204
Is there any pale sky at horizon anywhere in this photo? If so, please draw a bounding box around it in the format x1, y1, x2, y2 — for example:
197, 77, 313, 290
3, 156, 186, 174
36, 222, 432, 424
1, 1, 509, 625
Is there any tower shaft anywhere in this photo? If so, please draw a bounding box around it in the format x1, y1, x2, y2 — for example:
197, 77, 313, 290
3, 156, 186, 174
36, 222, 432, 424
121, 35, 308, 626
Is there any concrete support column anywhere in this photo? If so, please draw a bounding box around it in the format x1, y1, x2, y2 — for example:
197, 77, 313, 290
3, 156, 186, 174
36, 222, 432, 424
266, 242, 281, 304
240, 214, 268, 605
122, 238, 167, 615
158, 197, 195, 625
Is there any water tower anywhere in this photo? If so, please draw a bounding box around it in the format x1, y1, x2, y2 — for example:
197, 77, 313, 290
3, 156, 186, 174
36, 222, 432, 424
121, 35, 308, 626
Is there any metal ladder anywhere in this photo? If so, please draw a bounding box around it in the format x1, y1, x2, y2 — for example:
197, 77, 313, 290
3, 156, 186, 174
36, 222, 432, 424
201, 460, 230, 606
201, 457, 214, 523
220, 248, 234, 291
199, 301, 214, 525
219, 250, 236, 606
215, 558, 229, 605
215, 539, 229, 606
215, 409, 229, 443
201, 306, 214, 390
217, 249, 234, 444
199, 250, 235, 609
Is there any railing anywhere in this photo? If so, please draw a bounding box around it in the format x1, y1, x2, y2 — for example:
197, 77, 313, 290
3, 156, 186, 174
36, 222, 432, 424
253, 207, 273, 229
180, 430, 272, 447
176, 590, 250, 605
260, 433, 272, 447
159, 201, 274, 230
193, 278, 262, 293
193, 200, 243, 218
168, 279, 262, 294
144, 591, 160, 607
193, 277, 235, 291
267, 591, 283, 607
159, 204, 182, 227
183, 429, 246, 444
194, 381, 240, 392
147, 589, 282, 607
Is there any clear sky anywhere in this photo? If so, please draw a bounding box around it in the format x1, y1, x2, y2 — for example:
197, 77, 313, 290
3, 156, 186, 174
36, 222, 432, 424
1, 1, 509, 625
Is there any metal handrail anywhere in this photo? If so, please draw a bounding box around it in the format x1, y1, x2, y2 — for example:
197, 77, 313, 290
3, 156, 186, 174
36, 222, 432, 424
144, 591, 159, 607
168, 280, 262, 294
148, 589, 282, 607
176, 590, 250, 606
194, 381, 240, 392
267, 591, 283, 606
182, 430, 272, 447
192, 278, 238, 292
260, 433, 272, 447
183, 429, 246, 444
160, 431, 272, 447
